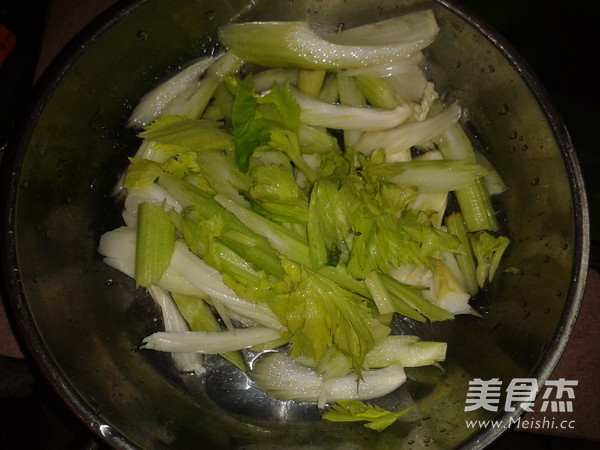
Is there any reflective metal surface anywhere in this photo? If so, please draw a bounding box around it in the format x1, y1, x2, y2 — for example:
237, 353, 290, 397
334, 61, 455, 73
0, 0, 589, 448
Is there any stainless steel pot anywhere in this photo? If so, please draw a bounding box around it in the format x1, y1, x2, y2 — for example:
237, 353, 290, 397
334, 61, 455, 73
0, 0, 589, 448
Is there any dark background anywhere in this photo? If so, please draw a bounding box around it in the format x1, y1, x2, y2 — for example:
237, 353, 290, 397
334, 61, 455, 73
0, 0, 598, 449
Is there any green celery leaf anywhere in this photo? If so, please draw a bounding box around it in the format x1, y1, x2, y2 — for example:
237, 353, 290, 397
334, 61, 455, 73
322, 399, 413, 431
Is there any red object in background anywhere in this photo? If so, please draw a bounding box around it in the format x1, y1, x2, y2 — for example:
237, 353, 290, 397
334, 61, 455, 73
0, 24, 17, 66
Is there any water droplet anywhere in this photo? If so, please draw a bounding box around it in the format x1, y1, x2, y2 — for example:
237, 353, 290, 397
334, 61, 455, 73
205, 10, 216, 20
488, 65, 495, 73
561, 243, 569, 250
136, 30, 148, 40
508, 146, 516, 154
509, 130, 518, 140
336, 22, 345, 33
105, 279, 114, 286
555, 290, 562, 297
530, 176, 540, 186
99, 424, 113, 437
498, 103, 509, 115
521, 144, 529, 151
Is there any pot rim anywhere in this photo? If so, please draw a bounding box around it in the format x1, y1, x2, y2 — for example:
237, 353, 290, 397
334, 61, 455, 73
0, 1, 590, 449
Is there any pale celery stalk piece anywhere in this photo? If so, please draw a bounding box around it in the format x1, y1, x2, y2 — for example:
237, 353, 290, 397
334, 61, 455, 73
438, 122, 500, 232
367, 159, 489, 193
292, 87, 412, 131
338, 52, 423, 78
337, 75, 367, 149
445, 212, 479, 296
355, 76, 399, 109
219, 10, 439, 70
142, 327, 282, 353
147, 285, 205, 375
297, 69, 327, 97
134, 202, 176, 288
364, 335, 447, 368
354, 101, 462, 155
251, 351, 407, 406
127, 55, 219, 128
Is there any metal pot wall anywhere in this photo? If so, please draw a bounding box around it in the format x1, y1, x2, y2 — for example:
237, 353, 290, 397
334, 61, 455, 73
0, 0, 589, 448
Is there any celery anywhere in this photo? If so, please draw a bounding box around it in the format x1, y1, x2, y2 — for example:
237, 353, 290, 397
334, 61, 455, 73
127, 55, 218, 128
293, 87, 412, 131
355, 102, 461, 156
134, 202, 176, 288
337, 75, 367, 149
171, 292, 247, 371
297, 69, 327, 97
445, 212, 479, 296
215, 194, 312, 268
322, 399, 413, 431
470, 231, 510, 288
138, 117, 234, 152
355, 76, 398, 109
251, 351, 406, 404
147, 286, 205, 374
380, 274, 454, 322
142, 327, 282, 353
219, 11, 438, 70
317, 73, 339, 103
366, 159, 488, 193
438, 123, 500, 232
158, 173, 285, 277
364, 335, 447, 368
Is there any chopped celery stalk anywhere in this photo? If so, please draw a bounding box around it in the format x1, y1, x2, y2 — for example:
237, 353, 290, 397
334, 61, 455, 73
252, 68, 299, 92
318, 73, 339, 103
470, 231, 510, 288
220, 11, 438, 70
147, 286, 205, 374
445, 213, 479, 296
337, 75, 366, 149
123, 158, 164, 190
364, 335, 446, 368
380, 274, 454, 322
127, 55, 218, 128
366, 159, 488, 193
297, 69, 326, 97
316, 264, 371, 299
438, 123, 500, 232
355, 102, 461, 155
169, 240, 285, 330
134, 202, 176, 288
355, 76, 398, 109
195, 150, 251, 206
138, 117, 234, 152
337, 76, 366, 106
99, 227, 207, 298
162, 75, 220, 119
142, 327, 282, 353
298, 124, 341, 154
157, 173, 285, 278
293, 87, 411, 131
338, 52, 423, 78
365, 271, 396, 315
475, 149, 509, 195
322, 399, 413, 431
455, 178, 500, 232
251, 352, 406, 405
386, 67, 429, 104
171, 292, 247, 371
215, 194, 312, 268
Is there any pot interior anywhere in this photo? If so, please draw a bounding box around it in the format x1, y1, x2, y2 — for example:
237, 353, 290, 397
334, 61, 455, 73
5, 0, 586, 448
